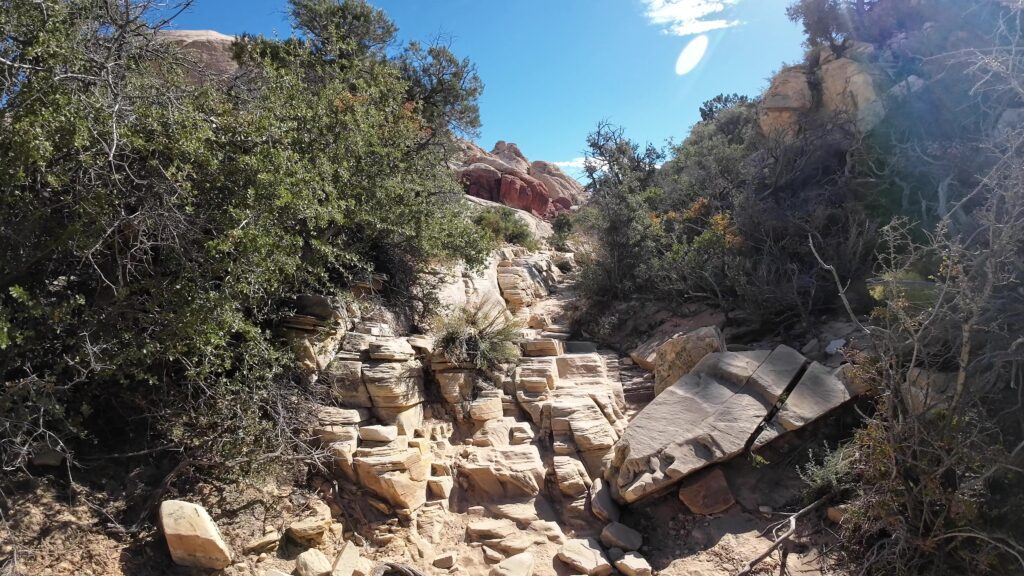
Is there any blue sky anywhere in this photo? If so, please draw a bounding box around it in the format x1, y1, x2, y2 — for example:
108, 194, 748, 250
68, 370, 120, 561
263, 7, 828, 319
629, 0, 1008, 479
172, 1, 806, 172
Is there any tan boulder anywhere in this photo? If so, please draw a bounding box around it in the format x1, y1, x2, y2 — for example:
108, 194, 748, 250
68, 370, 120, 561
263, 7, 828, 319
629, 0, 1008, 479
332, 540, 362, 576
558, 538, 612, 576
295, 548, 333, 576
159, 500, 232, 569
157, 30, 238, 78
599, 522, 642, 551
615, 552, 653, 576
610, 347, 806, 503
458, 445, 546, 498
368, 337, 415, 361
759, 67, 813, 138
654, 326, 726, 396
820, 57, 886, 132
491, 552, 535, 576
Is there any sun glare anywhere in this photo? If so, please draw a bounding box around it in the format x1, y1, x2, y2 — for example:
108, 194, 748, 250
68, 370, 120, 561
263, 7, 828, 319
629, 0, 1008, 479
675, 34, 710, 75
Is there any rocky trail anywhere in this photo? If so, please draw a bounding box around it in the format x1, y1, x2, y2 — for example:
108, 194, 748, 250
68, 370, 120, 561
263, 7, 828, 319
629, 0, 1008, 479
11, 245, 863, 576
162, 245, 860, 576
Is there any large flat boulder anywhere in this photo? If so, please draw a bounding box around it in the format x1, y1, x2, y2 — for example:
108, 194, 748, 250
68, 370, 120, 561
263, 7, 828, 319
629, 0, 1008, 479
610, 345, 866, 503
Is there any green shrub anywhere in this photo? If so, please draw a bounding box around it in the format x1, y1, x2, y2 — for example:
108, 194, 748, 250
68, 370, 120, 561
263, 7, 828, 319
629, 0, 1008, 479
435, 304, 522, 373
472, 206, 540, 251
551, 213, 574, 252
799, 443, 855, 502
0, 0, 488, 479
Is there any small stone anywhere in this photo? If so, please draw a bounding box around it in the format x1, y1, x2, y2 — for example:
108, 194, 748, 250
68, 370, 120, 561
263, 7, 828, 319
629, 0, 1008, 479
490, 552, 534, 576
600, 522, 642, 551
434, 552, 458, 569
615, 552, 653, 576
243, 529, 280, 554
483, 546, 504, 564
159, 500, 233, 569
558, 538, 612, 576
295, 548, 333, 576
287, 515, 331, 546
758, 505, 773, 514
359, 424, 399, 442
606, 548, 625, 562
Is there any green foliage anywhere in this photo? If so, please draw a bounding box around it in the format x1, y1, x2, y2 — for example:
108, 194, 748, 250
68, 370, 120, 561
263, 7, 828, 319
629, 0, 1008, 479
472, 206, 540, 251
577, 97, 874, 323
799, 443, 854, 501
0, 0, 488, 477
550, 213, 574, 252
435, 304, 521, 373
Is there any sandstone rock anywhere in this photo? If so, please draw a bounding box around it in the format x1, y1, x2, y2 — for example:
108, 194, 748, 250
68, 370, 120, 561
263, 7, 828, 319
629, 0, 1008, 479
323, 359, 373, 408
467, 518, 518, 541
509, 422, 535, 445
368, 338, 415, 361
528, 519, 565, 543
286, 500, 332, 547
434, 551, 458, 569
553, 455, 591, 497
427, 476, 454, 499
459, 445, 546, 498
332, 540, 362, 576
491, 552, 535, 576
342, 332, 376, 354
436, 369, 476, 404
530, 160, 585, 204
243, 529, 280, 554
677, 467, 735, 515
483, 546, 505, 564
470, 396, 504, 421
295, 548, 332, 576
363, 361, 424, 408
359, 425, 399, 443
492, 141, 531, 173
610, 347, 807, 503
589, 478, 620, 523
774, 362, 851, 430
521, 338, 564, 357
820, 57, 886, 132
158, 30, 238, 78
629, 310, 726, 371
159, 500, 232, 569
600, 522, 642, 551
654, 326, 726, 396
759, 67, 813, 138
558, 538, 612, 576
615, 553, 653, 576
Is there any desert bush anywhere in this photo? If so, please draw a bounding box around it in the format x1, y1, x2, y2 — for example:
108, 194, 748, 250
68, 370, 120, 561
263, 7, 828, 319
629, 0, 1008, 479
472, 206, 541, 251
0, 0, 488, 481
435, 304, 522, 373
799, 443, 855, 501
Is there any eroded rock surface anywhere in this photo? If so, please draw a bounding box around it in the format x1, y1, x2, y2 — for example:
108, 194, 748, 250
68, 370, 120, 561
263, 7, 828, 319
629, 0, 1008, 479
610, 346, 864, 503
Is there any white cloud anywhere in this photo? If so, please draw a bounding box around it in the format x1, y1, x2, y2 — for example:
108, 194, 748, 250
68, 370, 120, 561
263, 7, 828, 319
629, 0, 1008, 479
553, 157, 588, 170
642, 0, 742, 36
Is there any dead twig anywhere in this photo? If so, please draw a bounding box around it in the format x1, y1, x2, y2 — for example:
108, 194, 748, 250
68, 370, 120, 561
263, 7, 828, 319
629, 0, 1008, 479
736, 495, 829, 576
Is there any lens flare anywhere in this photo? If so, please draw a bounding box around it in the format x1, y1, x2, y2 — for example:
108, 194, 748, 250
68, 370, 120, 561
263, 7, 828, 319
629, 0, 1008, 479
675, 34, 710, 75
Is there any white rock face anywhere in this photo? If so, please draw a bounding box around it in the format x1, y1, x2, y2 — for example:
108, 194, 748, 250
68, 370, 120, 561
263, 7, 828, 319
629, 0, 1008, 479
157, 30, 239, 78
159, 500, 232, 569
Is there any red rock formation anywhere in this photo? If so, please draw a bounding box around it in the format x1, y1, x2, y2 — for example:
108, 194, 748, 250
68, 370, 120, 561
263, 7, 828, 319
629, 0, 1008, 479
455, 141, 580, 219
